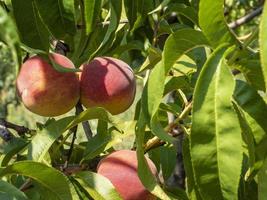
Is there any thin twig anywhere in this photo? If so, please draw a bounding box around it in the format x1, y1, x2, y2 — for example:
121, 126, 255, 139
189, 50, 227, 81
63, 126, 78, 170
75, 102, 93, 139
228, 6, 263, 29
19, 178, 32, 191
144, 102, 193, 152
0, 118, 30, 136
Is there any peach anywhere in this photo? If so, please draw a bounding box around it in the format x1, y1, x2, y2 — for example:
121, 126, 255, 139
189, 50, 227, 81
97, 150, 157, 200
16, 53, 80, 117
80, 57, 136, 115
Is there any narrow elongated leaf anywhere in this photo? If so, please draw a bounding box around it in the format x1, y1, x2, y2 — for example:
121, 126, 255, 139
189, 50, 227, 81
233, 102, 256, 169
233, 80, 267, 143
190, 45, 242, 200
74, 171, 123, 200
234, 59, 265, 91
141, 29, 208, 143
183, 137, 202, 200
199, 0, 238, 47
124, 0, 153, 31
165, 3, 198, 25
124, 0, 143, 30
258, 158, 267, 200
233, 80, 267, 179
149, 0, 172, 14
0, 161, 72, 200
65, 107, 121, 130
0, 180, 28, 200
1, 138, 28, 166
160, 145, 176, 181
90, 0, 122, 58
163, 76, 191, 95
28, 116, 75, 161
0, 6, 21, 71
163, 29, 209, 73
135, 111, 173, 200
29, 108, 121, 162
84, 0, 102, 35
35, 0, 76, 38
11, 0, 49, 51
259, 1, 267, 92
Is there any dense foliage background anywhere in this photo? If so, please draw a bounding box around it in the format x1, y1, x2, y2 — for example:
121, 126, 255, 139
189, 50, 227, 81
0, 0, 266, 199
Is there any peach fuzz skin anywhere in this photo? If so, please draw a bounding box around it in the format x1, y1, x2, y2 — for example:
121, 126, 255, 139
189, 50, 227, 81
79, 57, 136, 115
16, 53, 80, 117
97, 150, 157, 200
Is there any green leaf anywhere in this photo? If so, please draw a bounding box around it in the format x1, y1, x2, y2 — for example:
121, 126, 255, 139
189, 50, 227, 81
190, 45, 242, 200
48, 55, 81, 73
259, 1, 267, 92
136, 46, 162, 74
163, 29, 209, 73
124, 0, 152, 32
0, 6, 21, 72
199, 0, 238, 48
233, 80, 267, 144
0, 180, 28, 200
74, 171, 123, 200
233, 80, 267, 180
183, 137, 202, 200
141, 29, 208, 143
232, 102, 256, 170
65, 107, 121, 131
35, 0, 76, 38
84, 0, 102, 35
29, 107, 122, 162
11, 0, 50, 51
149, 0, 172, 14
164, 3, 198, 26
1, 138, 28, 166
0, 161, 72, 200
163, 76, 191, 95
108, 40, 144, 58
160, 145, 176, 181
90, 0, 122, 58
258, 158, 267, 200
165, 187, 189, 200
28, 116, 75, 161
234, 59, 265, 91
135, 111, 172, 200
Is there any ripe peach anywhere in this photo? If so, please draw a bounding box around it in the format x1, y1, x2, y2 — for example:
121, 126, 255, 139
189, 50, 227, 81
97, 150, 157, 200
16, 53, 80, 117
80, 57, 136, 115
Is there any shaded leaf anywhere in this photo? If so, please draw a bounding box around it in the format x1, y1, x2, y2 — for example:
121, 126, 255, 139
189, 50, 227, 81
1, 137, 28, 166
90, 0, 122, 58
258, 158, 267, 200
35, 0, 76, 38
84, 0, 102, 35
11, 0, 50, 51
0, 180, 28, 200
165, 3, 198, 25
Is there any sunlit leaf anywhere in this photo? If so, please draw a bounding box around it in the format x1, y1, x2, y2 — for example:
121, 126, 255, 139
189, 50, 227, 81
0, 161, 72, 200
190, 44, 242, 200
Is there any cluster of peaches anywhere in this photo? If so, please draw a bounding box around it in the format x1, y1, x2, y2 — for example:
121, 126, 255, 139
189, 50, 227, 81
16, 54, 159, 199
16, 53, 136, 117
